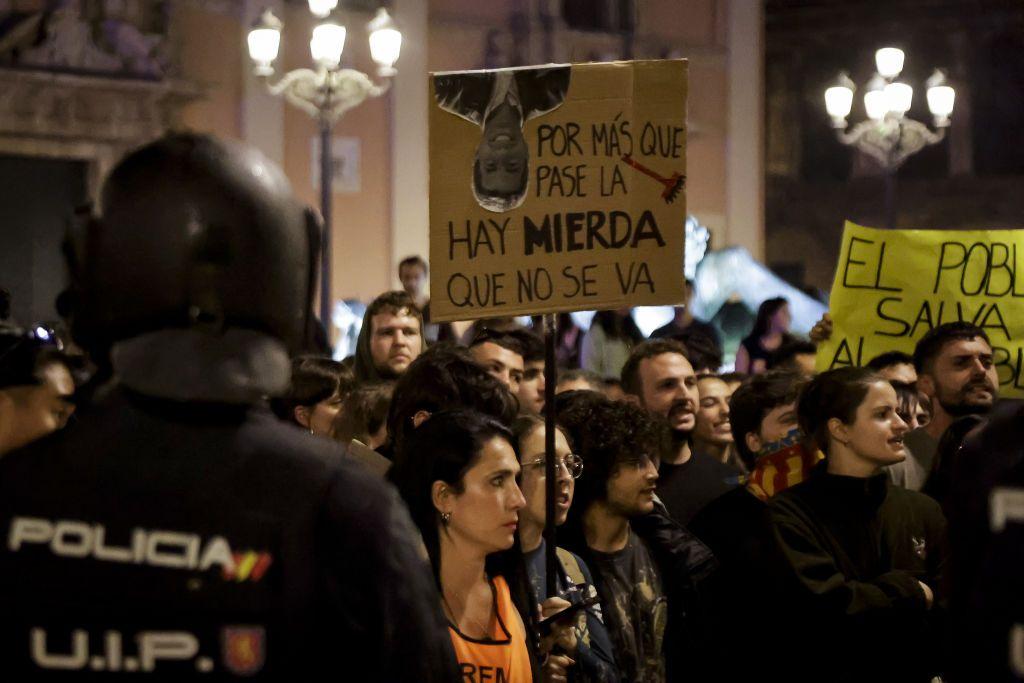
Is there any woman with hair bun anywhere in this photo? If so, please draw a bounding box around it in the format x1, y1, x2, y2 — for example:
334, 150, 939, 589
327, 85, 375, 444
769, 367, 948, 683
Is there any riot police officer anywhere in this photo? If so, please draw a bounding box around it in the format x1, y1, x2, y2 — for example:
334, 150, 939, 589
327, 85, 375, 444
948, 402, 1024, 682
0, 134, 458, 680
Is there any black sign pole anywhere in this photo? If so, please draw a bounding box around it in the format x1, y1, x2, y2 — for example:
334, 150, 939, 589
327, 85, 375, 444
543, 313, 558, 598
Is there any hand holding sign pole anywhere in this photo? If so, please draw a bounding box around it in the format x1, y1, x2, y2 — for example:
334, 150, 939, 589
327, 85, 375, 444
543, 313, 558, 598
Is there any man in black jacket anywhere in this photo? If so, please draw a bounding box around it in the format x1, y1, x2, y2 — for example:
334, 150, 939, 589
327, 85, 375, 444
0, 134, 457, 681
621, 339, 739, 526
687, 370, 811, 679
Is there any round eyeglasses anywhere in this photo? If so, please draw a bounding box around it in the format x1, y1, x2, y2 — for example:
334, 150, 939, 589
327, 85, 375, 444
523, 453, 584, 479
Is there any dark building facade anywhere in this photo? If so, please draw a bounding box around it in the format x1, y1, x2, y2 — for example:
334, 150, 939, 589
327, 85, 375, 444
765, 0, 1024, 292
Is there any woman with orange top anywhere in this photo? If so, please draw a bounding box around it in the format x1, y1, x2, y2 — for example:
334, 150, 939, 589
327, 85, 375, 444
391, 408, 576, 683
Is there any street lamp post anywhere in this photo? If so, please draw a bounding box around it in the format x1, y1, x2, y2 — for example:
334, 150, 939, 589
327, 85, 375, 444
247, 3, 402, 324
824, 47, 955, 229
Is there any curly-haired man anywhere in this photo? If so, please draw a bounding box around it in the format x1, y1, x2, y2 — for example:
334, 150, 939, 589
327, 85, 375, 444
559, 397, 672, 683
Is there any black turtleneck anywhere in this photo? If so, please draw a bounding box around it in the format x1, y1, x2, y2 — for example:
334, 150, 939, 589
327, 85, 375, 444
768, 463, 949, 682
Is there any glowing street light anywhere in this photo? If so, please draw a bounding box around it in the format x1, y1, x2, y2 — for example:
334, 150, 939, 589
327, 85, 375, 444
246, 6, 402, 323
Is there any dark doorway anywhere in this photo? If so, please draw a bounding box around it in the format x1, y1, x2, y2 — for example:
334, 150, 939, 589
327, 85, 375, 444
0, 155, 88, 326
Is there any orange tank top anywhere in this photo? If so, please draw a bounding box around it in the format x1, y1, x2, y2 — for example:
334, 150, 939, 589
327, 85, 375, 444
447, 575, 533, 683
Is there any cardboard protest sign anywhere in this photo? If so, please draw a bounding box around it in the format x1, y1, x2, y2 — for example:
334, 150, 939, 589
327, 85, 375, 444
428, 60, 687, 322
817, 221, 1024, 397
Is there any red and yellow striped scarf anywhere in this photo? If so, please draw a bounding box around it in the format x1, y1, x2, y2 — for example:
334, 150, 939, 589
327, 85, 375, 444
746, 430, 823, 501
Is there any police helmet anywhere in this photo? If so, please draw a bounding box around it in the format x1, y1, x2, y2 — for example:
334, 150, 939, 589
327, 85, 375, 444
68, 134, 319, 354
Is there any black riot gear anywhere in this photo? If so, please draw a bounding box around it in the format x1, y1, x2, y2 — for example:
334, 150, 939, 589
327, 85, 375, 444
0, 134, 459, 680
69, 134, 319, 355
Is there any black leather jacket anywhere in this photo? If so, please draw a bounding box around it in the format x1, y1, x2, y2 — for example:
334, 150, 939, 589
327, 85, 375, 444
632, 502, 718, 682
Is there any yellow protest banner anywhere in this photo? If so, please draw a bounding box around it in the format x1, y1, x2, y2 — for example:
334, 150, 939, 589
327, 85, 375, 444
818, 221, 1024, 397
427, 60, 687, 322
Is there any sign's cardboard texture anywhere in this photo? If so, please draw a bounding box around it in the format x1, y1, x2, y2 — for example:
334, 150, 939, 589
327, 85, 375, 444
428, 59, 688, 322
818, 221, 1024, 397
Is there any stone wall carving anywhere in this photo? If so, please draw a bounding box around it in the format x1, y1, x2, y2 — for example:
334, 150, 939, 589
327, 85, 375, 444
0, 1, 171, 78
0, 68, 198, 198
0, 1, 199, 200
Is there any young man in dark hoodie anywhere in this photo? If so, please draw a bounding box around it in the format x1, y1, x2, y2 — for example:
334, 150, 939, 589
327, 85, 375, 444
353, 290, 423, 382
770, 367, 947, 682
686, 369, 811, 679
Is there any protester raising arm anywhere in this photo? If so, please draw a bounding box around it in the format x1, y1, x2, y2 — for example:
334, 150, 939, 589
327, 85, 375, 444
808, 312, 833, 344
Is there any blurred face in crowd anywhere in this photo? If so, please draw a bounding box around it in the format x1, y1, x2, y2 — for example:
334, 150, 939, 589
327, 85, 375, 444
916, 394, 931, 428
476, 103, 528, 198
435, 436, 526, 555
877, 362, 917, 385
296, 391, 343, 436
746, 400, 800, 456
517, 360, 545, 415
606, 452, 659, 517
693, 376, 733, 448
636, 352, 698, 437
33, 361, 75, 430
770, 304, 792, 334
399, 262, 427, 302
370, 307, 422, 378
895, 393, 921, 432
517, 425, 577, 532
919, 337, 998, 417
0, 361, 76, 455
471, 342, 524, 394
829, 381, 909, 472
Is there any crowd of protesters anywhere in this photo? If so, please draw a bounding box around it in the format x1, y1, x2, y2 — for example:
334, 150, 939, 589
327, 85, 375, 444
0, 133, 1018, 681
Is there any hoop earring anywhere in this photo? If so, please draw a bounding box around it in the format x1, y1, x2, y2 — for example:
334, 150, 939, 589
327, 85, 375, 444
441, 512, 451, 525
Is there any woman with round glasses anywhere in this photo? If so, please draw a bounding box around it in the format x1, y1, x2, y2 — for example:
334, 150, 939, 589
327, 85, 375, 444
512, 415, 619, 683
